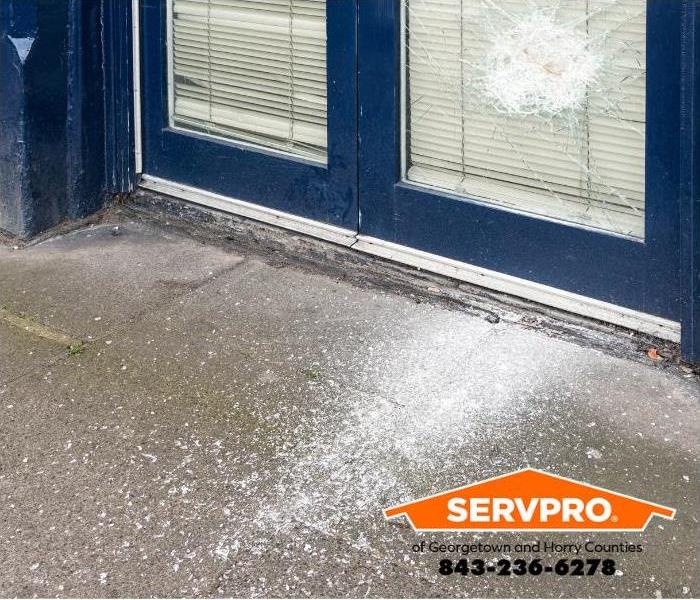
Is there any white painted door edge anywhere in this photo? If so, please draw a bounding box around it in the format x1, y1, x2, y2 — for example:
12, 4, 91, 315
139, 175, 357, 247
138, 175, 681, 343
132, 0, 143, 174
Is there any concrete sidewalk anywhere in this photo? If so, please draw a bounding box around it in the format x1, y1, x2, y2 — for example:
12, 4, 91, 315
0, 204, 698, 598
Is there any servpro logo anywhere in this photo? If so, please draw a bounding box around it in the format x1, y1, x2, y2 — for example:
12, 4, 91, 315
384, 469, 675, 532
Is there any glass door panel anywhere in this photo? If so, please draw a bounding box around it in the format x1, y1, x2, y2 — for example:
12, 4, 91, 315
404, 0, 647, 238
169, 0, 328, 161
358, 0, 681, 319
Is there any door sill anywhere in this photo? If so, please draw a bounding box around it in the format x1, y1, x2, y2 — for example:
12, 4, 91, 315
353, 236, 680, 343
140, 175, 357, 247
139, 174, 681, 343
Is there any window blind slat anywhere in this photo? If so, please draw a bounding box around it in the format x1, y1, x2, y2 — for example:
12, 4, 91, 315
170, 0, 327, 160
405, 0, 646, 237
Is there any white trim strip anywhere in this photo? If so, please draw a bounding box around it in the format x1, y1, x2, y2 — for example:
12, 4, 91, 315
138, 176, 681, 342
139, 175, 357, 247
166, 0, 175, 130
132, 0, 142, 174
354, 235, 681, 342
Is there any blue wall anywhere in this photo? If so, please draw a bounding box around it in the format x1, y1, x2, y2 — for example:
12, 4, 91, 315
0, 1, 36, 235
0, 0, 119, 238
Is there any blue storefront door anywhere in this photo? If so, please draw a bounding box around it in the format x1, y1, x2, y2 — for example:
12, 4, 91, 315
140, 0, 683, 326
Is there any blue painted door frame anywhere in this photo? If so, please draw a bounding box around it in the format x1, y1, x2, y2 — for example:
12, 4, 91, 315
121, 0, 700, 361
139, 0, 359, 230
680, 0, 700, 362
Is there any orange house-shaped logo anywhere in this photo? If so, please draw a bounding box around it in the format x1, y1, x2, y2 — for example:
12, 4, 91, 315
384, 469, 675, 532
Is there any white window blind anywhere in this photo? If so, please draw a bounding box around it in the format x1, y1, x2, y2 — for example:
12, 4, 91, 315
405, 0, 646, 237
169, 0, 328, 161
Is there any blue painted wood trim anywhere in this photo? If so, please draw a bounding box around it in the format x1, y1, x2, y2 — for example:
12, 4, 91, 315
103, 0, 136, 194
66, 0, 108, 219
681, 0, 700, 363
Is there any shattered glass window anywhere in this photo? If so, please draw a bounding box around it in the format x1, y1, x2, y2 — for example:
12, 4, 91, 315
404, 0, 647, 238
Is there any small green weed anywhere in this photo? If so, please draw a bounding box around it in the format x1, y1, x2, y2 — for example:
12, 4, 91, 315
67, 343, 85, 356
